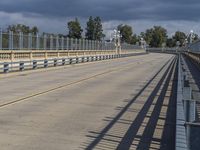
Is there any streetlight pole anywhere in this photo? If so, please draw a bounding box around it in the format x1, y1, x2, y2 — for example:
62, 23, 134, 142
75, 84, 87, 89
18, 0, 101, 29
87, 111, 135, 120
140, 38, 146, 52
113, 29, 121, 55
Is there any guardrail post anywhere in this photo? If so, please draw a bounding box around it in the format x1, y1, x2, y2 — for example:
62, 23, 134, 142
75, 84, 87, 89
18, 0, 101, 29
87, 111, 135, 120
82, 57, 85, 63
62, 58, 65, 65
69, 58, 73, 64
33, 60, 37, 69
76, 57, 79, 63
3, 63, 9, 73
44, 59, 48, 68
19, 62, 25, 71
54, 59, 58, 66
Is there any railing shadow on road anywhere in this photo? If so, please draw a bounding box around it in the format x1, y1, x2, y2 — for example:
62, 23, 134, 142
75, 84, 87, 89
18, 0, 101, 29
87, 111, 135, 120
79, 57, 177, 150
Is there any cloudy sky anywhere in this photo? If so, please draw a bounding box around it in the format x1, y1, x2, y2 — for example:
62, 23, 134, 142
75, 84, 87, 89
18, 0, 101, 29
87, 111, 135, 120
0, 0, 199, 38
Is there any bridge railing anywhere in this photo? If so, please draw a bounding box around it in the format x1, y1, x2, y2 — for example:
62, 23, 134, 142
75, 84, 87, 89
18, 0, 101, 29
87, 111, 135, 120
0, 30, 141, 51
147, 47, 178, 53
187, 40, 200, 53
176, 54, 200, 150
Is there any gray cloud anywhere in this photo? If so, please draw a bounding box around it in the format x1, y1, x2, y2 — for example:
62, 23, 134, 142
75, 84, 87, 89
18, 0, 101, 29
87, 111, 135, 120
0, 0, 200, 21
0, 0, 199, 37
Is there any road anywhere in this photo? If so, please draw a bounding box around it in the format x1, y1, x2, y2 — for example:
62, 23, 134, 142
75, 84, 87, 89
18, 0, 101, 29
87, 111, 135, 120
0, 53, 177, 150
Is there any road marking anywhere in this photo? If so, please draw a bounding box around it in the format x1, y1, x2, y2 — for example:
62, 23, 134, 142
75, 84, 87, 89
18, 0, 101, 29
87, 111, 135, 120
0, 55, 174, 108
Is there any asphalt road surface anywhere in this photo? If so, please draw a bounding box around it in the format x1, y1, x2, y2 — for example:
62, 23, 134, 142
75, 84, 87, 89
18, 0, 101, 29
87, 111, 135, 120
0, 53, 177, 150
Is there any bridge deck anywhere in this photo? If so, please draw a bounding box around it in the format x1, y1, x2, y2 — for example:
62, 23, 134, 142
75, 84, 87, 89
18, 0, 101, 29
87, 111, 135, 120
0, 53, 177, 150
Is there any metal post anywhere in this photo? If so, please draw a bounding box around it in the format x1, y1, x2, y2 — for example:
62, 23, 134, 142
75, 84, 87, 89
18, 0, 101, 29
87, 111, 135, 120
9, 31, 14, 50
36, 34, 39, 50
4, 63, 9, 73
19, 62, 25, 71
56, 36, 59, 50
19, 32, 23, 50
50, 35, 53, 50
79, 39, 81, 50
12, 31, 14, 50
82, 39, 85, 50
85, 39, 88, 50
75, 38, 78, 50
61, 37, 64, 50
92, 40, 94, 50
69, 38, 72, 50
66, 37, 69, 50
89, 40, 92, 50
28, 33, 32, 50
0, 29, 2, 50
33, 60, 37, 69
88, 40, 90, 50
43, 34, 47, 50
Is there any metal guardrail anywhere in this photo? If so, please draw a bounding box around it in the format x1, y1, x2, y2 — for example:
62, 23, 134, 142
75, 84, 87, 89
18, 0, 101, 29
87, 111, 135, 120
176, 54, 188, 150
147, 48, 178, 53
187, 40, 200, 53
176, 54, 200, 150
0, 52, 147, 73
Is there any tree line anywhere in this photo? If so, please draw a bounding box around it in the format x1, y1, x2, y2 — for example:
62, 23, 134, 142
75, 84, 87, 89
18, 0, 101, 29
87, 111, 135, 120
2, 16, 199, 48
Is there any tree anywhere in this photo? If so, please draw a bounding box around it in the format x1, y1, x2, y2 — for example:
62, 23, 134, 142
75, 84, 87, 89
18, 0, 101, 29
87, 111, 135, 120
130, 34, 139, 44
172, 31, 186, 47
143, 26, 168, 47
85, 16, 104, 40
193, 33, 199, 41
117, 24, 133, 44
7, 24, 39, 34
31, 26, 39, 35
142, 29, 153, 45
85, 16, 95, 40
94, 17, 104, 40
67, 18, 83, 39
166, 38, 176, 47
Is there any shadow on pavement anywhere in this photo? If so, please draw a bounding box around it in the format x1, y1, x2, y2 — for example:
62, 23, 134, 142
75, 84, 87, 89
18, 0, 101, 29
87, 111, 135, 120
80, 58, 177, 150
